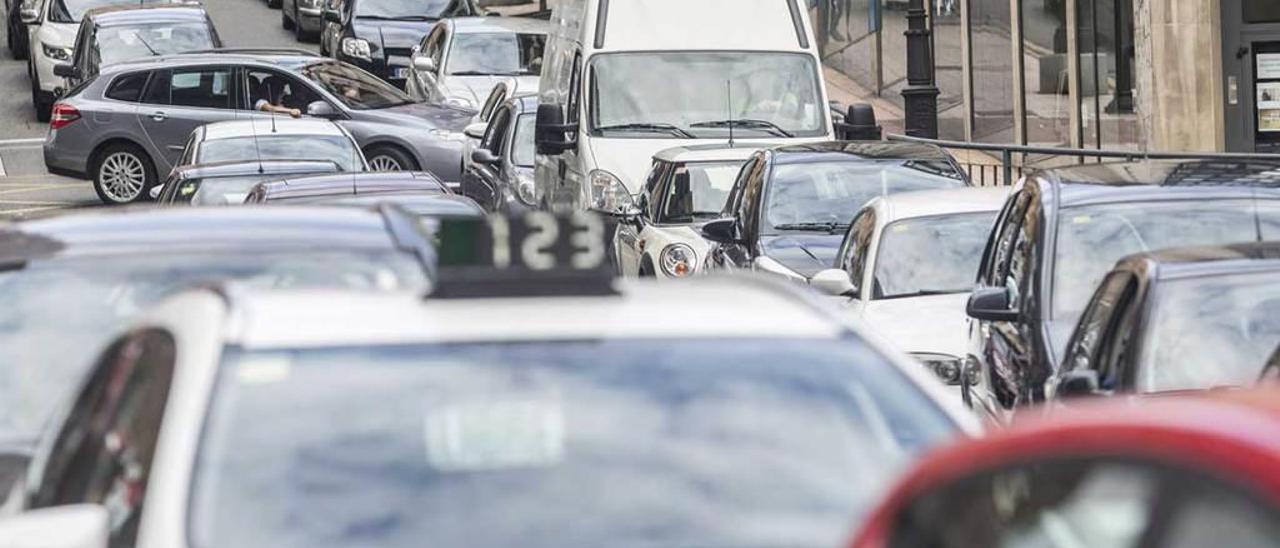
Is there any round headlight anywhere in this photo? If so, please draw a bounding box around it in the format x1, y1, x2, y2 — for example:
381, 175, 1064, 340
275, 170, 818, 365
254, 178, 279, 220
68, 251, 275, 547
660, 243, 696, 278
515, 174, 536, 206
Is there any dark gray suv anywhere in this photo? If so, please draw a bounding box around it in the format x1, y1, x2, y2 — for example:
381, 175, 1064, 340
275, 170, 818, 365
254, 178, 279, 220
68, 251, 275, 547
44, 49, 476, 204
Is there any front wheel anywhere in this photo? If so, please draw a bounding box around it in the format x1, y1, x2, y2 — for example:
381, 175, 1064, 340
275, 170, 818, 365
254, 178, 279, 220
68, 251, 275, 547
92, 144, 156, 205
281, 6, 293, 29
365, 145, 415, 172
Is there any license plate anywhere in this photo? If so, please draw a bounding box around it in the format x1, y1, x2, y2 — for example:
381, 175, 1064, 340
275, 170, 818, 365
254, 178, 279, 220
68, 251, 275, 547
393, 67, 409, 79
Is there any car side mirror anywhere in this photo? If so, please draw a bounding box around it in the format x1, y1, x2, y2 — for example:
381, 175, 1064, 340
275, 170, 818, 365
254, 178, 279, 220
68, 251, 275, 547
811, 269, 857, 297
322, 8, 341, 23
19, 5, 39, 24
413, 56, 436, 74
463, 122, 487, 140
1057, 369, 1102, 399
966, 286, 1018, 322
471, 147, 499, 165
700, 218, 741, 245
306, 101, 338, 119
0, 504, 109, 548
535, 103, 578, 155
53, 64, 79, 79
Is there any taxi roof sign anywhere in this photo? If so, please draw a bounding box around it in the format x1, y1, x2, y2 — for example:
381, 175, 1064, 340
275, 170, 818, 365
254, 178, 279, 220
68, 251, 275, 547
431, 212, 618, 299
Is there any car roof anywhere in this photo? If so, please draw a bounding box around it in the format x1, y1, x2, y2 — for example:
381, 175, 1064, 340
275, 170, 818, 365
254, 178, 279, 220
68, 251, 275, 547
1118, 241, 1280, 280
770, 141, 957, 165
0, 206, 405, 262
1039, 160, 1280, 207
653, 143, 774, 163
257, 171, 446, 200
100, 50, 323, 75
86, 3, 208, 25
851, 391, 1280, 546
200, 118, 347, 141
174, 159, 342, 180
303, 193, 486, 217
871, 186, 1011, 223
449, 15, 551, 34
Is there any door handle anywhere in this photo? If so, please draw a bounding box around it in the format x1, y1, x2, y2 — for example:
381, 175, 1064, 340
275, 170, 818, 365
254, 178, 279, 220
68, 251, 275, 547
150, 111, 167, 122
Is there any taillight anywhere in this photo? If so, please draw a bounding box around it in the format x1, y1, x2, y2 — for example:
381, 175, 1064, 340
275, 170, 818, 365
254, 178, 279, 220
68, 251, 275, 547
49, 103, 81, 130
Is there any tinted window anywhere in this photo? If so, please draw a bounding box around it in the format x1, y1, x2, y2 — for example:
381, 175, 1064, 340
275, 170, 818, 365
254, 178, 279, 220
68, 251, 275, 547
141, 69, 171, 104
192, 339, 959, 548
764, 160, 965, 232
105, 72, 150, 102
873, 211, 999, 299
446, 32, 545, 76
169, 67, 232, 109
657, 161, 743, 224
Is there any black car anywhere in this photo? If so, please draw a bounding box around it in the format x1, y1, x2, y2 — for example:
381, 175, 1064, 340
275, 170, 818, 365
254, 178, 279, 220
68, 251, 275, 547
155, 160, 344, 205
1048, 241, 1280, 402
0, 205, 434, 507
964, 160, 1280, 421
322, 0, 479, 86
6, 0, 33, 59
701, 141, 968, 280
461, 93, 536, 212
59, 4, 221, 88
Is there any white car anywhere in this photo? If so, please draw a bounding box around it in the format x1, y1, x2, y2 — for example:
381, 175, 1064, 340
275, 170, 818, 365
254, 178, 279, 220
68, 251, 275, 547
407, 16, 549, 111
0, 214, 977, 548
812, 187, 1010, 404
614, 144, 761, 278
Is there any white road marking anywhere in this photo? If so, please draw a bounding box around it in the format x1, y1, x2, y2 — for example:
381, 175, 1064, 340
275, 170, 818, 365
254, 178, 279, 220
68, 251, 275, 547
0, 199, 78, 206
0, 205, 64, 216
0, 138, 46, 146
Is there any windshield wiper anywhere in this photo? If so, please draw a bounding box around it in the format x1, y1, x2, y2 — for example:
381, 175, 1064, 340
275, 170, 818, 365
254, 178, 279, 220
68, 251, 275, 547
596, 123, 695, 139
881, 289, 967, 300
131, 31, 159, 56
773, 222, 849, 233
690, 118, 795, 138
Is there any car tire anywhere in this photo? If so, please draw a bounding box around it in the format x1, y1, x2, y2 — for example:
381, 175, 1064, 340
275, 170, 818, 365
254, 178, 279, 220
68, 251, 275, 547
92, 143, 156, 205
267, 0, 281, 9
365, 145, 416, 172
8, 22, 27, 60
31, 69, 51, 123
293, 6, 313, 41
281, 5, 293, 29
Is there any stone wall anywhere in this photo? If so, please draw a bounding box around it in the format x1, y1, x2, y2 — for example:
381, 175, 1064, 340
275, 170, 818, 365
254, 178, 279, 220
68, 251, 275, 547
1133, 0, 1225, 151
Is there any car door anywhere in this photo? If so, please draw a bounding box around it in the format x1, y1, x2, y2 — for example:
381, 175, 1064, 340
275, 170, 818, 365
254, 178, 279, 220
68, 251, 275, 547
462, 103, 513, 211
991, 188, 1045, 406
136, 66, 237, 171
971, 189, 1032, 414
616, 160, 667, 276
27, 329, 178, 547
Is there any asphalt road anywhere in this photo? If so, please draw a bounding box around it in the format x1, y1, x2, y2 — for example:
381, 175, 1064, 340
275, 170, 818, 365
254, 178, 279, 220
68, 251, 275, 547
0, 0, 315, 218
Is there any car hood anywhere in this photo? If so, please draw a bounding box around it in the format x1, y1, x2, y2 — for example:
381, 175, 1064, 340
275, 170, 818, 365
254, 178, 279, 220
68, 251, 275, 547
860, 293, 972, 357
587, 137, 791, 196
353, 18, 434, 53
759, 232, 843, 279
36, 20, 77, 48
443, 75, 540, 108
358, 101, 475, 132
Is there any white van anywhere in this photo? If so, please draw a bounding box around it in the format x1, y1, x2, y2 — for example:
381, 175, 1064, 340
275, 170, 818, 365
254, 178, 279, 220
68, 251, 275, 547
533, 0, 834, 213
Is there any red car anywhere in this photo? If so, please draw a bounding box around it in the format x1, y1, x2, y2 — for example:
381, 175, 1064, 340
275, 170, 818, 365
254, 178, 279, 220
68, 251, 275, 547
850, 392, 1280, 548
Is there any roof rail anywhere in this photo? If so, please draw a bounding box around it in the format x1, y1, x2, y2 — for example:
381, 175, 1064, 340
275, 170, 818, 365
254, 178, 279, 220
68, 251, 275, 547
179, 47, 317, 56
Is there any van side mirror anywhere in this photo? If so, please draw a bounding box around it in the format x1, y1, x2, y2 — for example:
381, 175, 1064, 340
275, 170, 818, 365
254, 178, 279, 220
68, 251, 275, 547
967, 286, 1018, 322
535, 104, 578, 155
811, 269, 857, 297
700, 218, 741, 245
0, 504, 109, 548
1057, 369, 1102, 399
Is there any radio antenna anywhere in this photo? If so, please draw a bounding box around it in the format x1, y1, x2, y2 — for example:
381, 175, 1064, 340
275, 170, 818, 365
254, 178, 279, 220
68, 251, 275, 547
726, 80, 735, 148
249, 116, 265, 175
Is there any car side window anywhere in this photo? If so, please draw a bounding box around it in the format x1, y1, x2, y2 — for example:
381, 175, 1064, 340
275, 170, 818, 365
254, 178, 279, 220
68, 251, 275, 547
722, 155, 757, 217
737, 156, 768, 238
639, 161, 667, 221
32, 330, 177, 547
988, 191, 1029, 286
105, 71, 150, 103
162, 67, 233, 110
566, 51, 582, 125
244, 69, 319, 112
845, 210, 876, 296
1064, 272, 1132, 384
1004, 196, 1041, 309
481, 105, 513, 154
478, 83, 508, 122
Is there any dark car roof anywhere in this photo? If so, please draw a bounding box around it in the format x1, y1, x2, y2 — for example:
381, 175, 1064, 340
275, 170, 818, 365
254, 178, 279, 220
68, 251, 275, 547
0, 207, 409, 264
85, 4, 209, 26
769, 141, 956, 165
1118, 241, 1280, 280
257, 171, 446, 201
1039, 160, 1280, 207
175, 160, 344, 180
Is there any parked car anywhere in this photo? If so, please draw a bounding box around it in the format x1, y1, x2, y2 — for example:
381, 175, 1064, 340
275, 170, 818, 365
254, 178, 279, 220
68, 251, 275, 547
701, 142, 968, 282
155, 160, 344, 205
965, 160, 1280, 423
58, 3, 221, 88
460, 93, 537, 212
1048, 241, 1280, 402
280, 0, 323, 41
320, 0, 479, 86
812, 187, 1009, 400
25, 0, 180, 121
849, 392, 1280, 547
6, 0, 35, 59
0, 206, 433, 509
44, 50, 476, 203
614, 143, 761, 278
406, 16, 548, 110
244, 170, 448, 203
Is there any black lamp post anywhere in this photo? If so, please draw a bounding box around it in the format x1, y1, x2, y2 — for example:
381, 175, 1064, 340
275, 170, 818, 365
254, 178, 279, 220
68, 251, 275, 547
902, 0, 940, 138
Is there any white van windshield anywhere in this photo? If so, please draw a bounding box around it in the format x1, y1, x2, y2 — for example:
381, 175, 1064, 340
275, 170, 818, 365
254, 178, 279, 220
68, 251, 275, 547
589, 52, 826, 139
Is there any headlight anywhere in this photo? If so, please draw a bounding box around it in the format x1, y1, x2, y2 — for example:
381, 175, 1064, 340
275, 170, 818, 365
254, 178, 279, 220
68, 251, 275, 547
445, 96, 476, 110
515, 172, 536, 206
586, 169, 633, 213
912, 353, 968, 386
660, 243, 696, 278
42, 44, 71, 62
341, 37, 372, 61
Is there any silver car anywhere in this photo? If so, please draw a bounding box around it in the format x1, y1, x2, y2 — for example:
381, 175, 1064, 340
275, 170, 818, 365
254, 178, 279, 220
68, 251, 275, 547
44, 48, 476, 204
406, 16, 549, 111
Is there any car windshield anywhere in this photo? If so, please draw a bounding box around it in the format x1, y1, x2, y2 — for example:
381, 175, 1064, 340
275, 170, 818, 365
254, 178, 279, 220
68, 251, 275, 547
447, 32, 545, 76
590, 52, 827, 139
873, 211, 999, 299
0, 252, 425, 446
94, 22, 213, 66
658, 161, 744, 224
303, 62, 413, 110
511, 113, 535, 167
1138, 271, 1280, 393
354, 0, 460, 19
764, 161, 966, 232
197, 136, 363, 171
1053, 200, 1280, 324
50, 0, 174, 23
191, 338, 958, 548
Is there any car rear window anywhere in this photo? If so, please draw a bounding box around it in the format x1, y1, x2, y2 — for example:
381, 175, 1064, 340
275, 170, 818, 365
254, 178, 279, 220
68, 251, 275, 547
105, 72, 150, 102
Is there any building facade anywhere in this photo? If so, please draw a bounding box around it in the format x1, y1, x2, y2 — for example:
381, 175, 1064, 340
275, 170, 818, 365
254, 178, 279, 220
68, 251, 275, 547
817, 0, 1280, 154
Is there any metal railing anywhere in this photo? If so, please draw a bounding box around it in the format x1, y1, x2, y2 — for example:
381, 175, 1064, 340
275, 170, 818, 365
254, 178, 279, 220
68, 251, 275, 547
886, 133, 1280, 187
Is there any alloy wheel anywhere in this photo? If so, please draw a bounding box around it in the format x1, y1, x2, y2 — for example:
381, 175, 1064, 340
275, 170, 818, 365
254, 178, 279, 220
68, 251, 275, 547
99, 151, 146, 202
369, 155, 404, 171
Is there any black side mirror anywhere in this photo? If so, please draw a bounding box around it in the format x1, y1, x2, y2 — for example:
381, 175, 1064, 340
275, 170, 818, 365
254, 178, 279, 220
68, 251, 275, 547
323, 8, 341, 23
1056, 369, 1102, 399
471, 148, 499, 165
53, 63, 79, 79
967, 286, 1018, 322
535, 103, 578, 155
700, 218, 741, 245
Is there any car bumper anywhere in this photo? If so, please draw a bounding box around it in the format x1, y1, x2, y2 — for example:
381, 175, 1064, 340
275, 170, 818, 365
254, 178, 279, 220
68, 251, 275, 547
43, 132, 90, 179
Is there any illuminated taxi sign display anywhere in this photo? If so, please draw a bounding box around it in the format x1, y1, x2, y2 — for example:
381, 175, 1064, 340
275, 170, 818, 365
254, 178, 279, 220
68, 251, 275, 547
433, 212, 616, 298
